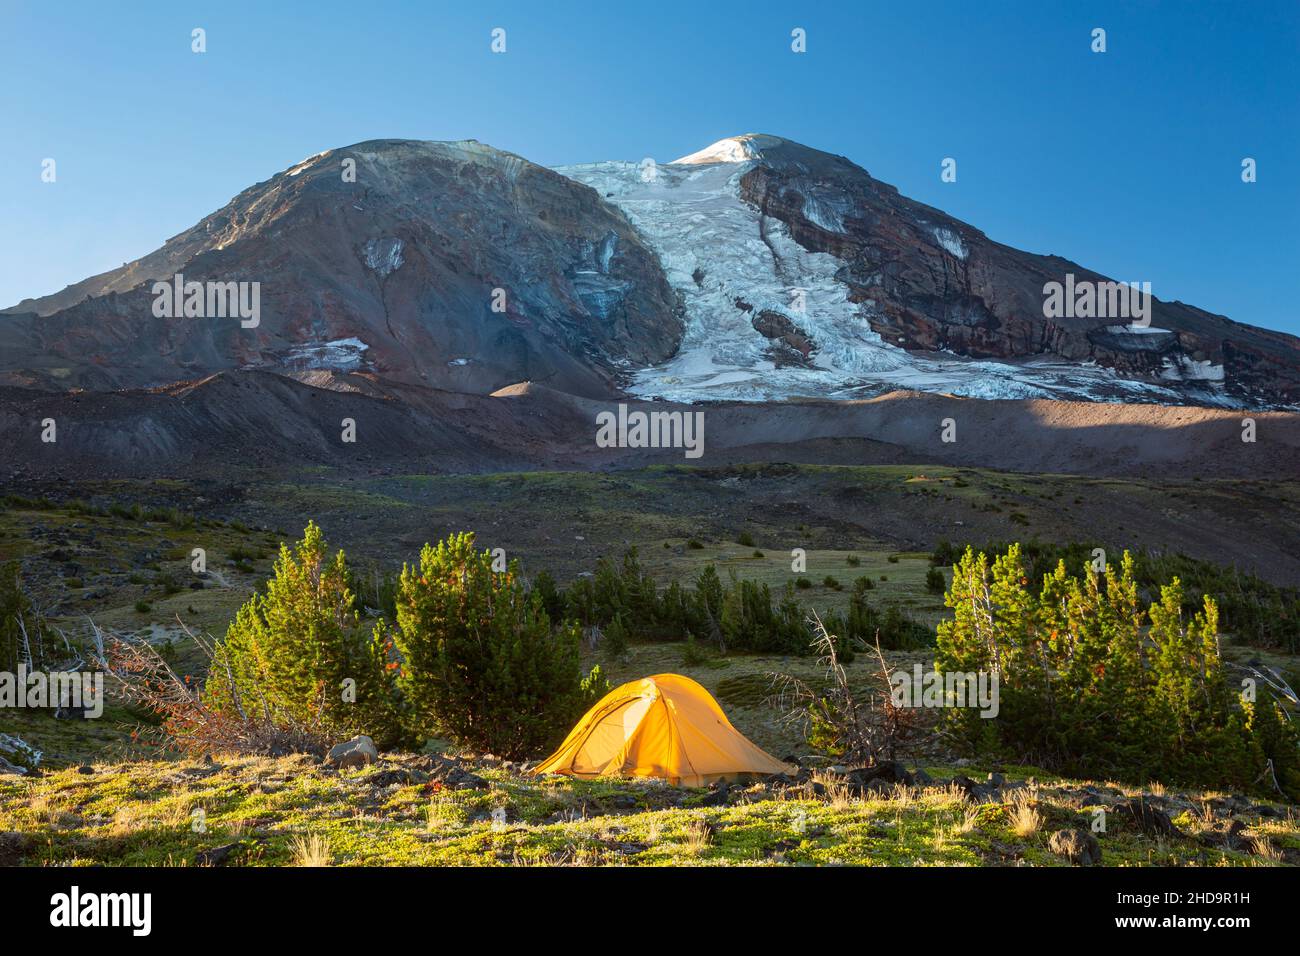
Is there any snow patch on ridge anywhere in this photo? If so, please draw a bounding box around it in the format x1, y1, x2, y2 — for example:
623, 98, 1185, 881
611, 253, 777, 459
671, 134, 784, 165
363, 238, 404, 277
285, 337, 369, 372
932, 227, 967, 260
287, 151, 331, 177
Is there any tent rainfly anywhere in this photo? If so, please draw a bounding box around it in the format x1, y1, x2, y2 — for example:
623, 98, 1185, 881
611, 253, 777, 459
532, 673, 791, 787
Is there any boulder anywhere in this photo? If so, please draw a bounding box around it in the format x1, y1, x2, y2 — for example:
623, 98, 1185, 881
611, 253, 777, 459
697, 784, 731, 808
951, 774, 999, 803
1115, 797, 1181, 837
367, 767, 428, 788
196, 842, 242, 867
326, 735, 379, 769
848, 761, 914, 790
1048, 828, 1102, 866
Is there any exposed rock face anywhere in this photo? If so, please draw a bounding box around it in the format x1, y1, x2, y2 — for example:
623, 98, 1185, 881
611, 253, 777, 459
751, 310, 815, 367
0, 140, 683, 397
729, 135, 1300, 405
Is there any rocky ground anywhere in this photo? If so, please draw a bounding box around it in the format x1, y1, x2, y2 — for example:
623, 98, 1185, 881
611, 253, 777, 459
5, 374, 1300, 484
2, 747, 1294, 867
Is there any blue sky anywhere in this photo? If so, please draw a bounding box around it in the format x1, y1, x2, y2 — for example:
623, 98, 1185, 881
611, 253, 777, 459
2, 0, 1297, 333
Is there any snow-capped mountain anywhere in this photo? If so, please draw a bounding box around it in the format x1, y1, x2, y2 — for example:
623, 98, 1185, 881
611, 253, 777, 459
3, 134, 1298, 407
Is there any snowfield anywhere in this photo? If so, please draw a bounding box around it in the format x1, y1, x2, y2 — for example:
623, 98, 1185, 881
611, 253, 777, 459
284, 337, 370, 372
557, 143, 1232, 407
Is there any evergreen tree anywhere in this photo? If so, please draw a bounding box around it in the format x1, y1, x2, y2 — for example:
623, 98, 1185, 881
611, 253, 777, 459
391, 532, 591, 758
693, 564, 725, 647
936, 544, 1290, 795
604, 613, 629, 659
206, 522, 398, 745
530, 570, 566, 623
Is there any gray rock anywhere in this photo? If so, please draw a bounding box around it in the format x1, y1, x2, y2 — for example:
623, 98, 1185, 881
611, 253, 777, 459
951, 774, 998, 803
848, 761, 914, 790
367, 767, 428, 788
326, 734, 379, 769
1048, 828, 1102, 866
697, 786, 730, 807
196, 842, 242, 867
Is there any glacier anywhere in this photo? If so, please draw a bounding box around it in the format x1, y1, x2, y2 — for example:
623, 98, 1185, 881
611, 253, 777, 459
556, 145, 1223, 406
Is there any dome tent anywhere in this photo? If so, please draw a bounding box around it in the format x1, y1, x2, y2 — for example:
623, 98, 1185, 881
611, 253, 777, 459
533, 673, 790, 787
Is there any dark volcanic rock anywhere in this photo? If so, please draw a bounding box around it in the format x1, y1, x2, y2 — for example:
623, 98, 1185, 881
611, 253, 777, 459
1115, 797, 1182, 837
732, 135, 1300, 405
751, 309, 816, 367
196, 841, 244, 867
847, 761, 915, 790
1048, 828, 1102, 866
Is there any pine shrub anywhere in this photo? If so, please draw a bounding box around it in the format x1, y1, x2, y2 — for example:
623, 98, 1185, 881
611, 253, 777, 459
205, 522, 399, 747
390, 532, 592, 758
935, 544, 1298, 796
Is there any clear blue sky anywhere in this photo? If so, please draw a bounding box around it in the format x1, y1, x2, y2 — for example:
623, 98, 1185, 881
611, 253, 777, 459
2, 0, 1297, 333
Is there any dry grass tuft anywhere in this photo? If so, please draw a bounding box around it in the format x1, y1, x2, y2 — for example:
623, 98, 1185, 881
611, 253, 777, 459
956, 806, 982, 834
1010, 802, 1042, 838
289, 832, 332, 867
811, 771, 854, 810
683, 815, 714, 854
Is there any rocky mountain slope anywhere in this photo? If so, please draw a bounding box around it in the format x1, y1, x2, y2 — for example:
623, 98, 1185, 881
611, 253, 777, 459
0, 140, 682, 397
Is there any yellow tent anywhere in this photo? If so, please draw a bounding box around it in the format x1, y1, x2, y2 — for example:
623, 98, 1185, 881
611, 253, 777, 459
533, 673, 791, 787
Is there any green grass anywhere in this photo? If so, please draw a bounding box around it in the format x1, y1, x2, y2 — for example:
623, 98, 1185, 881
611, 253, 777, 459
3, 754, 1292, 867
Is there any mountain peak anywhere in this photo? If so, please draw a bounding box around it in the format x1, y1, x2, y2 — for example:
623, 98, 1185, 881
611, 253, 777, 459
671, 134, 787, 165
